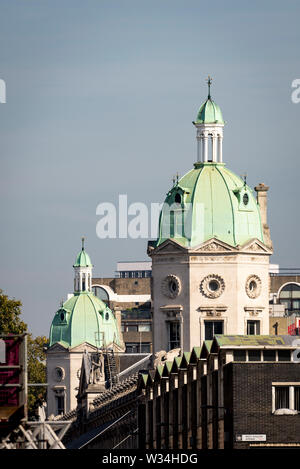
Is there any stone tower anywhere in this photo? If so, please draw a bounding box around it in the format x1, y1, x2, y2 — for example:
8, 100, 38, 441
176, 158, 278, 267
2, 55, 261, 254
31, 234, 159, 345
148, 80, 273, 353
46, 241, 124, 416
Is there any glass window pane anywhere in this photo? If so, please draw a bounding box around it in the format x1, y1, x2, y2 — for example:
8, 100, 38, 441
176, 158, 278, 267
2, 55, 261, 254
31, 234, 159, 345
280, 299, 290, 308
233, 350, 246, 362
275, 386, 289, 409
127, 325, 138, 332
141, 344, 151, 353
278, 350, 291, 361
214, 321, 224, 335
169, 322, 180, 349
204, 321, 223, 340
204, 322, 214, 340
138, 324, 151, 332
263, 350, 276, 361
247, 321, 260, 335
294, 387, 300, 411
248, 350, 261, 361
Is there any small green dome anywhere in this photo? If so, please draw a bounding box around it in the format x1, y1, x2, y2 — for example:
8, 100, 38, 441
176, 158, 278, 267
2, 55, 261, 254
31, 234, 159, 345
74, 248, 92, 267
49, 292, 123, 349
195, 98, 224, 124
156, 163, 263, 248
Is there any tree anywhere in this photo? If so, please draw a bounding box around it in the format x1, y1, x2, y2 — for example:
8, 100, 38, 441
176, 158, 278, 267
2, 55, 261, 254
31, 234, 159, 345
27, 335, 48, 417
0, 289, 47, 417
0, 289, 27, 334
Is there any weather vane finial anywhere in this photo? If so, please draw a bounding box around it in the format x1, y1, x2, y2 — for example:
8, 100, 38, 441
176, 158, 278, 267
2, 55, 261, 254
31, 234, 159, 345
207, 75, 212, 99
82, 236, 85, 251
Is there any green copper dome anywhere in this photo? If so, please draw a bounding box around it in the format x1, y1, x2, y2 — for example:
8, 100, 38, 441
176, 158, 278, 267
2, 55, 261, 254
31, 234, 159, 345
74, 248, 92, 267
49, 292, 123, 349
156, 162, 263, 248
195, 98, 224, 124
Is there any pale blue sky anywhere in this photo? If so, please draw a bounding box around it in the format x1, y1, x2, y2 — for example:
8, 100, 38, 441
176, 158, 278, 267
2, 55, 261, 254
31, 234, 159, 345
1, 0, 300, 336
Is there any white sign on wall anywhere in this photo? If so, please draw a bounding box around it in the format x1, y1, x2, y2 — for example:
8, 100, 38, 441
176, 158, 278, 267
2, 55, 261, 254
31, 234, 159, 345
236, 434, 266, 442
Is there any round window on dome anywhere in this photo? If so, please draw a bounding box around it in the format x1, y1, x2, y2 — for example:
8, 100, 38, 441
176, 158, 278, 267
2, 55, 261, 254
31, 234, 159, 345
105, 312, 109, 321
243, 193, 249, 206
60, 312, 65, 321
249, 280, 257, 292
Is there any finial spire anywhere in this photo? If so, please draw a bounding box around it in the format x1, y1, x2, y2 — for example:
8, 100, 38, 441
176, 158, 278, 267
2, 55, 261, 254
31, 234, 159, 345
242, 173, 247, 186
172, 173, 180, 186
81, 236, 85, 251
207, 75, 212, 99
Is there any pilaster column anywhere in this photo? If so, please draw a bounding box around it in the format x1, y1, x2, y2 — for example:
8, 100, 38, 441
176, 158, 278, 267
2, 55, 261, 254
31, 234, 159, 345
203, 135, 208, 162
197, 135, 201, 162
218, 135, 223, 163
212, 135, 217, 162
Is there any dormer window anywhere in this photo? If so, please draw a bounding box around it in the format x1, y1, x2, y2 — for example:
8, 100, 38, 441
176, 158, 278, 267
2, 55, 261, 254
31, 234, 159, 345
243, 193, 249, 206
175, 193, 181, 204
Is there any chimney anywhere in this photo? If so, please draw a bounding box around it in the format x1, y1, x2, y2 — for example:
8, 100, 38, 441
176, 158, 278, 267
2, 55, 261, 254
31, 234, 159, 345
254, 183, 273, 250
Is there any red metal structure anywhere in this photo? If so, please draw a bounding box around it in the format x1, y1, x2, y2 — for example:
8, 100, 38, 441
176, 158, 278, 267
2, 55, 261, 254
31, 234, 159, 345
0, 334, 27, 436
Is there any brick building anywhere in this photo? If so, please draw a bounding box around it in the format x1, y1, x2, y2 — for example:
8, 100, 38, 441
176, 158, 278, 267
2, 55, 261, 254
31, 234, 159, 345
138, 335, 300, 449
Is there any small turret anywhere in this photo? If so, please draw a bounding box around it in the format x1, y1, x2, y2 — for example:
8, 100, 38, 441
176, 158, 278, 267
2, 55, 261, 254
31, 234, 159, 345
73, 237, 93, 292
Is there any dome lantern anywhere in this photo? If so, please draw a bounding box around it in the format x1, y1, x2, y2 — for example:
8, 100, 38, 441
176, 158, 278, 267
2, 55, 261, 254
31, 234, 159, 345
193, 77, 225, 164
73, 237, 93, 292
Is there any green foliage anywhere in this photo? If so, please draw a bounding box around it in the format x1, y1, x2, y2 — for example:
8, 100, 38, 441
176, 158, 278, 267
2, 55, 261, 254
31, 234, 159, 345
27, 335, 48, 417
0, 289, 27, 334
0, 289, 48, 417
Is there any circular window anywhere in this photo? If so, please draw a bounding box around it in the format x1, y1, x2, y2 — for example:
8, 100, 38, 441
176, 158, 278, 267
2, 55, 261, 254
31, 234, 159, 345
200, 275, 225, 299
245, 275, 262, 299
105, 312, 109, 321
243, 193, 249, 206
208, 280, 219, 292
60, 312, 65, 321
53, 367, 65, 382
161, 275, 181, 299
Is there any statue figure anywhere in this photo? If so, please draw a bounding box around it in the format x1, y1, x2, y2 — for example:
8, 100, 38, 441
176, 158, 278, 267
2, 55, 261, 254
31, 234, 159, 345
90, 351, 105, 384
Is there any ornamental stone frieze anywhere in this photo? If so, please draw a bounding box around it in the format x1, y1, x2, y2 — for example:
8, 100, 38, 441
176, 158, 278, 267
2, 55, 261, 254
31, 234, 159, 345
161, 275, 181, 299
197, 305, 227, 317
245, 275, 262, 299
200, 274, 225, 299
244, 306, 265, 316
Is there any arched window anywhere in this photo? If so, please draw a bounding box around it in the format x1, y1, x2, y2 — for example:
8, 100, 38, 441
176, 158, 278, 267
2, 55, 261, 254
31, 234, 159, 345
279, 283, 300, 315
175, 193, 181, 204
92, 286, 109, 305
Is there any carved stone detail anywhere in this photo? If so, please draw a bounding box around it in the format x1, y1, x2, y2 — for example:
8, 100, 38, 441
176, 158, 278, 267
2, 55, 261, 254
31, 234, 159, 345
245, 275, 262, 299
161, 275, 181, 299
199, 242, 230, 252
200, 274, 225, 299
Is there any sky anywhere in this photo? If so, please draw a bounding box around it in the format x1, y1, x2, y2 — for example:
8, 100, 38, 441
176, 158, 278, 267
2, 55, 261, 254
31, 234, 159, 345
1, 0, 300, 337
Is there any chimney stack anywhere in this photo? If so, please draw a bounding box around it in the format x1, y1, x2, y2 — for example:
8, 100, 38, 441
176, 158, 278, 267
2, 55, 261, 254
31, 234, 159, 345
254, 183, 273, 250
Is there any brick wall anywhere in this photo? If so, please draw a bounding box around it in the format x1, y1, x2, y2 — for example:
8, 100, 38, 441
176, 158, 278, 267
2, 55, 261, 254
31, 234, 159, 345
224, 362, 300, 449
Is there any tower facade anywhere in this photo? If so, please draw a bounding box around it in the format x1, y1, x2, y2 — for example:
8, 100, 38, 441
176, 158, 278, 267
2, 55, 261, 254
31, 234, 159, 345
46, 242, 124, 416
148, 82, 273, 353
